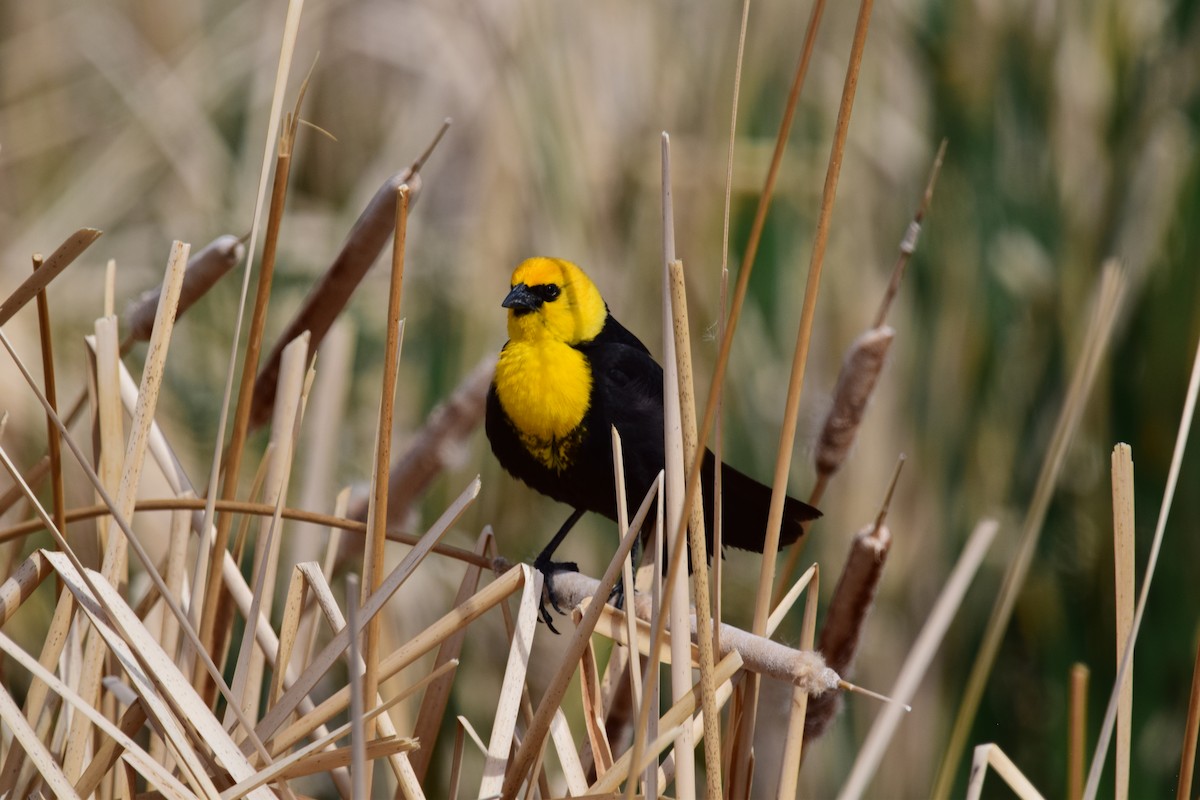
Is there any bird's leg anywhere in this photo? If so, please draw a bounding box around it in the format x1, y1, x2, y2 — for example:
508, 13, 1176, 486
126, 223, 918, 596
608, 533, 641, 611
533, 507, 585, 631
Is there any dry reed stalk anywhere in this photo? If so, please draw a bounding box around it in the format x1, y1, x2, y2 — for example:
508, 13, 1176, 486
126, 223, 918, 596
965, 744, 1047, 800
1068, 663, 1088, 800
579, 631, 616, 779
935, 264, 1125, 799
347, 354, 495, 525
658, 132, 697, 800
501, 478, 660, 800
122, 234, 246, 347
479, 565, 542, 798
32, 256, 66, 538
198, 94, 304, 687
41, 551, 252, 799
769, 564, 819, 636
264, 737, 419, 785
837, 519, 998, 800
0, 551, 53, 624
589, 652, 744, 795
347, 573, 366, 800
253, 477, 481, 743
75, 702, 153, 798
228, 333, 311, 730
1178, 639, 1200, 800
0, 228, 102, 325
610, 430, 645, 750
0, 456, 49, 519
1111, 443, 1135, 800
249, 119, 449, 431
736, 0, 877, 785
66, 240, 189, 782
1084, 305, 1200, 800
777, 565, 820, 797
667, 258, 722, 798
362, 189, 411, 793
91, 318, 125, 560
409, 528, 492, 780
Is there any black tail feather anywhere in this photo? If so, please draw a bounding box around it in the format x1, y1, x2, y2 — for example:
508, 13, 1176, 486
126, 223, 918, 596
701, 451, 822, 554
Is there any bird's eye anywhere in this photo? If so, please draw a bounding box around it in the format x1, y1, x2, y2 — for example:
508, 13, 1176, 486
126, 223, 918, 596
542, 284, 561, 301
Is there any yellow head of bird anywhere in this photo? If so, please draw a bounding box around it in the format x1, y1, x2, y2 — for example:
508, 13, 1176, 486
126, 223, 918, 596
502, 257, 607, 345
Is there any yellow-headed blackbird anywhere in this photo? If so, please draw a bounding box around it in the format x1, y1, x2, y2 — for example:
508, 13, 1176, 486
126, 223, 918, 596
486, 257, 821, 618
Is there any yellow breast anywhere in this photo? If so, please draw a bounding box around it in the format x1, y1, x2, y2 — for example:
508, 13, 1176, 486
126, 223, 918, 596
494, 339, 592, 470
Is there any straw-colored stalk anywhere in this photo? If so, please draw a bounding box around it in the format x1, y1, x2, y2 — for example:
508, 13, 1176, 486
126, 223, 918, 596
736, 0, 877, 787
1068, 663, 1088, 800
1084, 295, 1200, 800
965, 743, 1047, 800
777, 565, 820, 797
31, 256, 66, 538
1111, 444, 1135, 800
1178, 639, 1200, 799
0, 228, 102, 326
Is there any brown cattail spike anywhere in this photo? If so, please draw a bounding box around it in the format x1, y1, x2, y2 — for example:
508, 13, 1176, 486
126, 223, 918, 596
816, 326, 895, 478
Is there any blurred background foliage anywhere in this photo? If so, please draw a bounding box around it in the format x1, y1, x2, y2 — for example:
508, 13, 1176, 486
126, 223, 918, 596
1, 0, 1199, 796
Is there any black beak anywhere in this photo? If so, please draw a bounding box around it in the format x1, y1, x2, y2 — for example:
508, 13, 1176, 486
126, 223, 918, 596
502, 283, 543, 311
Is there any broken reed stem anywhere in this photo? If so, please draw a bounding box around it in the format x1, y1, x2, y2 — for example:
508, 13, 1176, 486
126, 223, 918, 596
668, 258, 723, 798
935, 262, 1125, 800
1068, 664, 1088, 800
0, 497, 491, 568
1084, 308, 1200, 800
362, 185, 410, 791
0, 228, 102, 326
32, 256, 66, 537
1111, 444, 1135, 800
198, 100, 302, 682
738, 0, 876, 781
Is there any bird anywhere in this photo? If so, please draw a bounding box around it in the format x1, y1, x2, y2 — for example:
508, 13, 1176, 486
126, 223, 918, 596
485, 256, 821, 625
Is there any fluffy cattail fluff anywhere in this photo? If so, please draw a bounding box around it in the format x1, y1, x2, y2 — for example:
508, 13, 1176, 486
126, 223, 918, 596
816, 326, 894, 477
124, 234, 245, 344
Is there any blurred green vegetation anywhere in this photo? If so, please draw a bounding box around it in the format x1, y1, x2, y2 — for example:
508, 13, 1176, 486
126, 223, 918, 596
1, 0, 1199, 796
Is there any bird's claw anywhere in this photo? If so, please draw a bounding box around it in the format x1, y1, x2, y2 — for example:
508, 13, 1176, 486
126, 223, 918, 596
608, 575, 628, 611
533, 558, 579, 634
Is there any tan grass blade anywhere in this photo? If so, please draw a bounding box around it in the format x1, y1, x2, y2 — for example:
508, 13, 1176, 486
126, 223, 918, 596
479, 564, 542, 798
548, 703, 589, 798
1068, 664, 1088, 800
1111, 443, 1135, 800
965, 744, 1046, 800
32, 256, 66, 539
609, 429, 644, 724
0, 551, 53, 624
1084, 303, 1200, 800
347, 574, 366, 800
767, 564, 818, 637
838, 519, 999, 800
580, 632, 615, 778
0, 228, 102, 325
448, 722, 467, 799
936, 264, 1125, 799
91, 318, 125, 561
777, 566, 820, 796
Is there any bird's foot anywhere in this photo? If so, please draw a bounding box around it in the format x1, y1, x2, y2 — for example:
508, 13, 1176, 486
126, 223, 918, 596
532, 557, 579, 634
608, 574, 628, 611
